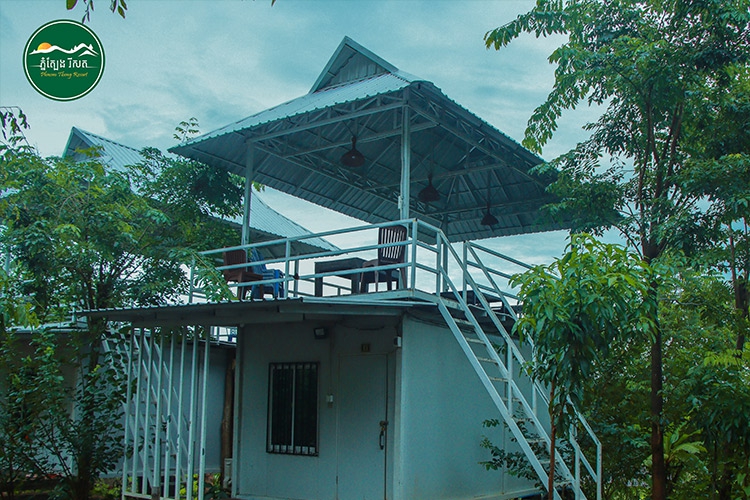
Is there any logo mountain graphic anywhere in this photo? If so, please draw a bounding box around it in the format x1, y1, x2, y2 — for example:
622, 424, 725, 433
30, 43, 99, 57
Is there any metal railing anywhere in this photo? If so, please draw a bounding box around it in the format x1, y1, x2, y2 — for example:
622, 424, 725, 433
188, 219, 529, 304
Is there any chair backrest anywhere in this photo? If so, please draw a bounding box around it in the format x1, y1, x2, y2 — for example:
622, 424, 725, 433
378, 225, 408, 265
250, 247, 268, 274
222, 249, 248, 279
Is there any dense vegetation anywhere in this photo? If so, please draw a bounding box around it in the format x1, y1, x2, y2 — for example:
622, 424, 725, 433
0, 108, 242, 500
485, 0, 750, 498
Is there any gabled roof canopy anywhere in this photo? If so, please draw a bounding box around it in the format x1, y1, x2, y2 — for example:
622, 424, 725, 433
171, 37, 562, 242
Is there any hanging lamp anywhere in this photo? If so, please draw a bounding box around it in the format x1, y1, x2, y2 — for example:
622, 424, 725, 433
340, 136, 365, 167
481, 202, 499, 227
481, 177, 498, 226
418, 174, 440, 203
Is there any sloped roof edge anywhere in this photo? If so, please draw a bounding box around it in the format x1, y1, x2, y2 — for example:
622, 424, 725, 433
311, 36, 403, 93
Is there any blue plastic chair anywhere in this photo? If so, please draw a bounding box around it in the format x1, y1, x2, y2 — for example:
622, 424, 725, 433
250, 248, 284, 299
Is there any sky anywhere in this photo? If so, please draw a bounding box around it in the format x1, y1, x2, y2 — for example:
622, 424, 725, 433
0, 0, 605, 265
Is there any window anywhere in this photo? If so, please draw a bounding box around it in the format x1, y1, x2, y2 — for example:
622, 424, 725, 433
267, 362, 318, 455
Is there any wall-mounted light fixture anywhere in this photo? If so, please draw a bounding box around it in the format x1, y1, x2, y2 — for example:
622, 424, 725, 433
313, 327, 328, 340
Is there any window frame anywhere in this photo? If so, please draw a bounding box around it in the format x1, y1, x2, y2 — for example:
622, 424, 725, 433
266, 361, 319, 456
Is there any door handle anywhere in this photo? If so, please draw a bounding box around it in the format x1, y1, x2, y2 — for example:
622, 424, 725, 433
379, 420, 388, 450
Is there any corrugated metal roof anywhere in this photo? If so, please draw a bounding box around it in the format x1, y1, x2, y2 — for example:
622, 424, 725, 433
191, 71, 413, 144
171, 37, 564, 242
63, 127, 144, 171
61, 128, 337, 254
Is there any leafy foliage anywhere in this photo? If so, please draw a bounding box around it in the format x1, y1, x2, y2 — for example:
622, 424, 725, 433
512, 234, 654, 424
0, 113, 246, 500
66, 0, 128, 23
486, 2, 750, 497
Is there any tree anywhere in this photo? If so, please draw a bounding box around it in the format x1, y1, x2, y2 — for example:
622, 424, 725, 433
486, 2, 750, 497
0, 112, 243, 500
66, 0, 128, 23
511, 234, 654, 499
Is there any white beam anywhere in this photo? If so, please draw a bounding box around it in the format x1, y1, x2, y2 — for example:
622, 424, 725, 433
242, 142, 254, 246
399, 105, 411, 219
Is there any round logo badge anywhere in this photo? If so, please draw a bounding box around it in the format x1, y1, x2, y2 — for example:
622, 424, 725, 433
23, 20, 105, 101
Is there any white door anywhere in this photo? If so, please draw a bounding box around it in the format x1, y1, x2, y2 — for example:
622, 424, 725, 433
337, 354, 388, 500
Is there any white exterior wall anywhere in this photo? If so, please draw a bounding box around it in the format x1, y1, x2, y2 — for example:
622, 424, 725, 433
395, 314, 539, 500
235, 319, 398, 500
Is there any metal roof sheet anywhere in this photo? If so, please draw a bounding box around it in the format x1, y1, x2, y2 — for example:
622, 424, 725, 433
171, 37, 564, 242
64, 127, 144, 171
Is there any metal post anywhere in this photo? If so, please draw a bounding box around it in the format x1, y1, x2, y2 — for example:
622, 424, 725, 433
231, 328, 243, 498
399, 105, 411, 220
152, 334, 164, 498
141, 332, 154, 496
197, 329, 211, 500
188, 256, 196, 304
242, 142, 255, 246
121, 328, 135, 500
410, 219, 417, 290
131, 329, 145, 495
175, 332, 187, 499
162, 332, 176, 499
185, 330, 199, 500
285, 240, 291, 299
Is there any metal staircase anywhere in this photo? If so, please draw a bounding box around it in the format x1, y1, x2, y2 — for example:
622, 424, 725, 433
428, 239, 602, 500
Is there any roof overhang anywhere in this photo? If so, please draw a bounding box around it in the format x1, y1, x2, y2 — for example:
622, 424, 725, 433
85, 297, 412, 328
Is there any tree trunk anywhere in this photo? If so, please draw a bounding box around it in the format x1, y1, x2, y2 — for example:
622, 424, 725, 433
650, 305, 667, 500
220, 351, 236, 485
548, 381, 557, 500
734, 279, 747, 351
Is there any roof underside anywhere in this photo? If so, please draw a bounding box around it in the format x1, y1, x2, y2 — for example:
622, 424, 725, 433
172, 37, 562, 242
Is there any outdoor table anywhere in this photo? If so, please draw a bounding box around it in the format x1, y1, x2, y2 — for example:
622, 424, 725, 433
314, 257, 366, 296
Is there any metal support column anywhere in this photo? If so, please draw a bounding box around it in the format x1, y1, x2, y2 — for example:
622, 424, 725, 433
242, 142, 255, 246
399, 104, 411, 220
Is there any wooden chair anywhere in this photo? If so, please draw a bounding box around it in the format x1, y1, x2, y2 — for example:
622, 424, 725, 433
360, 225, 408, 293
222, 249, 263, 300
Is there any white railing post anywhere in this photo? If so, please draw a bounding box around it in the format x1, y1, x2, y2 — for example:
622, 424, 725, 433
122, 329, 135, 500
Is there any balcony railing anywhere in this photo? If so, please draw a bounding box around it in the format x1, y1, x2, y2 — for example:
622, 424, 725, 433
188, 218, 536, 308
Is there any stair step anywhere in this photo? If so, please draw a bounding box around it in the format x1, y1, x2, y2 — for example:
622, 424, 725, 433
476, 356, 499, 365
464, 337, 485, 345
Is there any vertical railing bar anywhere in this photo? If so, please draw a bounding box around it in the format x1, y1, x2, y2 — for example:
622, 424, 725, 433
122, 328, 135, 500
162, 331, 176, 499
185, 328, 199, 500
462, 243, 469, 303
571, 425, 582, 500
141, 331, 154, 496
197, 329, 211, 500
152, 333, 164, 497
284, 240, 291, 299
188, 256, 196, 304
410, 219, 417, 290
434, 228, 442, 295
175, 331, 187, 500
131, 328, 145, 495
293, 259, 300, 298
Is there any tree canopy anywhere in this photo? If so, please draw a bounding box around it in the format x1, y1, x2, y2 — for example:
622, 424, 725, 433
486, 1, 750, 498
